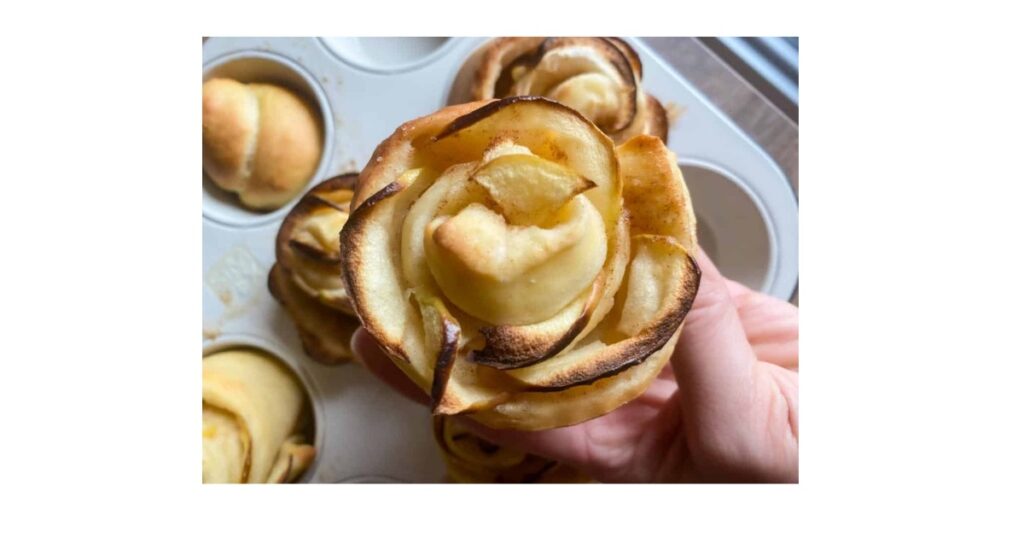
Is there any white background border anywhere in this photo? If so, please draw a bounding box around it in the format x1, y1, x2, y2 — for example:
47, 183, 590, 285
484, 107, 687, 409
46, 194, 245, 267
2, 0, 1022, 536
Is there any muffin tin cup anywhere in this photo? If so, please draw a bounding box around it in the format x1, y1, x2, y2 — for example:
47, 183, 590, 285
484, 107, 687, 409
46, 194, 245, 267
203, 336, 326, 483
202, 37, 798, 483
202, 50, 336, 229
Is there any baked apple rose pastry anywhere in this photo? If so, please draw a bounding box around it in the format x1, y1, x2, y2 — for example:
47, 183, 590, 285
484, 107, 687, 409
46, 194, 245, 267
451, 37, 668, 144
269, 174, 361, 364
341, 96, 700, 430
434, 417, 590, 483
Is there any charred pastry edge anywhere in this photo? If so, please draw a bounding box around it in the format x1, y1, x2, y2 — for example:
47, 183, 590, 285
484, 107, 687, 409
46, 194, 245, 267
471, 37, 547, 101
470, 37, 642, 135
525, 251, 702, 391
468, 280, 601, 370
351, 101, 486, 207
643, 94, 669, 144
433, 95, 600, 143
267, 263, 355, 365
274, 173, 359, 296
468, 38, 671, 144
432, 416, 574, 483
288, 238, 341, 264
338, 179, 411, 364
533, 37, 639, 134
432, 416, 517, 464
604, 37, 643, 81
469, 313, 589, 369
341, 102, 492, 369
428, 318, 462, 410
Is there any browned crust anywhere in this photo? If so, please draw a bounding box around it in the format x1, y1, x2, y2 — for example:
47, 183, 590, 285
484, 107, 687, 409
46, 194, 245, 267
429, 318, 461, 409
287, 238, 340, 264
274, 173, 358, 297
432, 416, 589, 483
469, 281, 600, 370
470, 313, 588, 369
467, 37, 642, 135
434, 95, 596, 143
604, 37, 643, 81
643, 94, 669, 144
338, 180, 410, 362
267, 263, 357, 365
352, 101, 487, 208
617, 134, 691, 243
341, 102, 488, 368
525, 251, 701, 391
470, 37, 547, 101
535, 37, 639, 134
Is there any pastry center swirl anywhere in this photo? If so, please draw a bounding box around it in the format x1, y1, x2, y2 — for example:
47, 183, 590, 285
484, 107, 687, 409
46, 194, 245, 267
409, 143, 607, 326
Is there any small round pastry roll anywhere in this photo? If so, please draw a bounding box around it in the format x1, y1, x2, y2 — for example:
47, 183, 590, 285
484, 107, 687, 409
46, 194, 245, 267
452, 37, 668, 144
340, 96, 701, 430
203, 78, 323, 210
270, 174, 361, 364
202, 348, 316, 483
433, 416, 590, 483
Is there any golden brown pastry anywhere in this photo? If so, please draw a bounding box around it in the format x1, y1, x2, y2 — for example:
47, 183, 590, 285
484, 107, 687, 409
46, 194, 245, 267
270, 174, 361, 364
340, 97, 700, 430
202, 348, 316, 483
203, 78, 323, 210
433, 416, 590, 483
451, 37, 667, 144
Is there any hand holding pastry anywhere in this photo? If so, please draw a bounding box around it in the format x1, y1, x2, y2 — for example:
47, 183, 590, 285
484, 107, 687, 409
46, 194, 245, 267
354, 251, 799, 483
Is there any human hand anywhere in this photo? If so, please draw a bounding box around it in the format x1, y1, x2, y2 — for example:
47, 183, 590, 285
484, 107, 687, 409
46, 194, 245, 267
352, 250, 798, 483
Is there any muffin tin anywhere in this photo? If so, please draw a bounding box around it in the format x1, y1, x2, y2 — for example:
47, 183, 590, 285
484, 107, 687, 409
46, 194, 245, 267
202, 37, 799, 483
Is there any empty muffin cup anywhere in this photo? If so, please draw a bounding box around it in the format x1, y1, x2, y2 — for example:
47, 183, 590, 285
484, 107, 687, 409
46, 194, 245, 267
319, 37, 454, 73
679, 161, 775, 293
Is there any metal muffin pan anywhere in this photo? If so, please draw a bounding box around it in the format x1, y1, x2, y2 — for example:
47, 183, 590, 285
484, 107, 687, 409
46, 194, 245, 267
201, 37, 799, 483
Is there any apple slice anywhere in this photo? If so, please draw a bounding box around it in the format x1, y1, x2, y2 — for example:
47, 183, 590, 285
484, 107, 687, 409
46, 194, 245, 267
506, 235, 700, 389
275, 173, 359, 314
615, 135, 696, 249
471, 153, 595, 225
430, 96, 620, 227
412, 291, 462, 406
268, 264, 359, 365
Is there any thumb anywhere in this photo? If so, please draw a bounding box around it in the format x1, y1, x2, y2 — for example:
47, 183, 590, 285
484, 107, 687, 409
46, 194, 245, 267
672, 249, 763, 471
